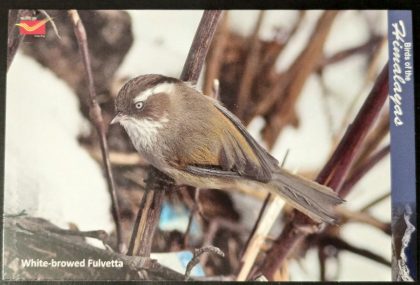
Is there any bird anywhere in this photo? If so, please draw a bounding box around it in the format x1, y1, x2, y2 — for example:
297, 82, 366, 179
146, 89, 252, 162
111, 74, 344, 224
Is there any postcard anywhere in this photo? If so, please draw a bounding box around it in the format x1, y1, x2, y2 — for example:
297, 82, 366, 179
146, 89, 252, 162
1, 6, 417, 282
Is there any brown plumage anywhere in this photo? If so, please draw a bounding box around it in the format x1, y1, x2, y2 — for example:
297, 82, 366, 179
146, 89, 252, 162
112, 74, 345, 224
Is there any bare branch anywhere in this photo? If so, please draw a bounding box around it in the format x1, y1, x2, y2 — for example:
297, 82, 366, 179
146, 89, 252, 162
185, 245, 225, 280
236, 11, 265, 118
46, 227, 111, 247
68, 10, 123, 252
203, 12, 229, 95
128, 167, 172, 257
322, 235, 391, 267
336, 207, 391, 235
360, 192, 391, 212
238, 149, 290, 272
338, 144, 390, 197
318, 34, 384, 68
183, 187, 201, 248
38, 9, 62, 40
180, 10, 223, 83
316, 64, 389, 190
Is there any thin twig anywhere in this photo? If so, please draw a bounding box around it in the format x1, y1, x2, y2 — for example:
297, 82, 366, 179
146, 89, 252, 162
68, 10, 123, 252
38, 9, 62, 39
318, 245, 328, 281
127, 187, 150, 256
236, 196, 286, 281
236, 11, 265, 118
318, 34, 384, 69
236, 151, 290, 281
46, 228, 112, 249
201, 218, 246, 266
360, 192, 391, 212
203, 12, 229, 95
260, 63, 389, 280
322, 235, 391, 267
335, 207, 391, 235
236, 150, 290, 281
184, 245, 225, 280
240, 149, 290, 257
242, 194, 271, 255
128, 167, 171, 257
180, 10, 223, 83
182, 190, 198, 247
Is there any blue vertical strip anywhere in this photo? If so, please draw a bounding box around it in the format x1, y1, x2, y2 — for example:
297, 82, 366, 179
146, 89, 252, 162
388, 10, 416, 281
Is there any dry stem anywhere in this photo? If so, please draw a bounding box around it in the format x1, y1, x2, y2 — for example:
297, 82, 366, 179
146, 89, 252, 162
203, 13, 229, 95
184, 246, 225, 280
339, 144, 390, 197
235, 11, 265, 118
68, 10, 123, 252
180, 10, 223, 83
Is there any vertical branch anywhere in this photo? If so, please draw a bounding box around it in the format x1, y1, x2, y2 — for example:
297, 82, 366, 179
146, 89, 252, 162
236, 151, 289, 281
68, 10, 123, 252
316, 64, 389, 190
338, 144, 390, 197
129, 10, 223, 257
318, 245, 327, 281
131, 168, 170, 257
180, 10, 223, 83
352, 111, 389, 170
203, 13, 229, 96
127, 187, 150, 255
235, 11, 265, 118
259, 63, 389, 280
262, 11, 339, 148
182, 187, 201, 249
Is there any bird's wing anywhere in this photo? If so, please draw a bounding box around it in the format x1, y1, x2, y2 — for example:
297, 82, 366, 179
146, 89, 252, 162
214, 102, 279, 171
170, 99, 279, 183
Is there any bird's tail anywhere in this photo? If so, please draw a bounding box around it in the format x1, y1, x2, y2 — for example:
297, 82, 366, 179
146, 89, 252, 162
268, 169, 345, 224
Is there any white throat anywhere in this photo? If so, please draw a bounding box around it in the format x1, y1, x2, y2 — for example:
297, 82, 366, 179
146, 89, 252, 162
120, 116, 168, 153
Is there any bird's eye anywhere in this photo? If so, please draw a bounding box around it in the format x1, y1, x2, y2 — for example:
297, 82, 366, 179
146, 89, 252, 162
135, 101, 144, 110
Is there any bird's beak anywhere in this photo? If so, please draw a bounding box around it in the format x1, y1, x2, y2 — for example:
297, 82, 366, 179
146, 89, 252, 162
110, 113, 123, 125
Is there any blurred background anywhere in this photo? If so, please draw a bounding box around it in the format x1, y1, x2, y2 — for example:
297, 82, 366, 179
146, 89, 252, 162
5, 10, 390, 281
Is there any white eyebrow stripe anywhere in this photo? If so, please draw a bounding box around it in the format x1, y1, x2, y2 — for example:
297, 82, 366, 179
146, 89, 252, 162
133, 82, 175, 103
